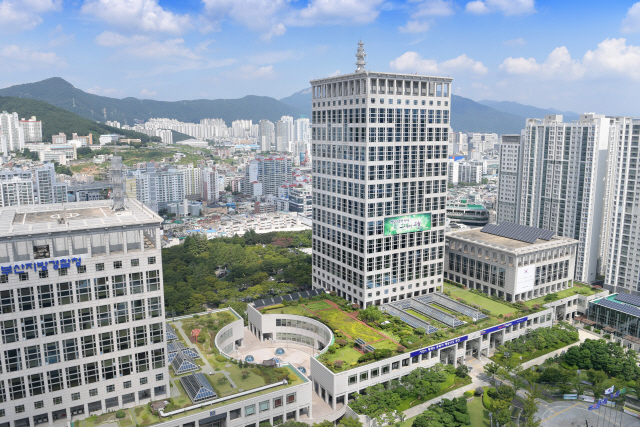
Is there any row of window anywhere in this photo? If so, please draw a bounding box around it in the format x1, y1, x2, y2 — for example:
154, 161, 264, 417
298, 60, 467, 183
1, 324, 163, 371
1, 308, 162, 345
312, 126, 450, 143
235, 393, 296, 419
3, 374, 164, 418
312, 224, 365, 254
366, 260, 444, 288
311, 107, 450, 125
313, 176, 366, 200
0, 352, 165, 402
274, 319, 331, 341
0, 272, 160, 313
312, 255, 364, 289
313, 160, 366, 180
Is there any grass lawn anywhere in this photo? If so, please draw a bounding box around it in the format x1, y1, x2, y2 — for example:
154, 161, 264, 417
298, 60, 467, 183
491, 336, 579, 364
468, 396, 491, 427
523, 283, 599, 308
322, 346, 363, 367
305, 301, 333, 311
444, 284, 514, 317
211, 372, 236, 396
405, 309, 448, 330
227, 366, 266, 390
371, 339, 402, 351
263, 305, 313, 316
133, 406, 160, 426
315, 308, 383, 342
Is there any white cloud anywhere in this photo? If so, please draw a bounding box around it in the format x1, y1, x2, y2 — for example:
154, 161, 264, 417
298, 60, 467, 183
261, 23, 287, 41
399, 1, 454, 34
140, 89, 157, 97
583, 38, 640, 80
94, 31, 236, 76
0, 45, 65, 71
95, 31, 199, 60
48, 25, 75, 47
501, 46, 586, 79
222, 65, 276, 80
399, 20, 431, 34
465, 0, 535, 16
390, 51, 488, 75
0, 0, 61, 32
201, 0, 385, 39
503, 38, 526, 46
500, 39, 640, 81
327, 70, 341, 77
294, 0, 385, 25
622, 2, 640, 33
81, 0, 191, 35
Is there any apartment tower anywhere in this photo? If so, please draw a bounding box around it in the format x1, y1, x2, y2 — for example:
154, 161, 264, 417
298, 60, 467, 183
497, 114, 610, 284
310, 42, 450, 308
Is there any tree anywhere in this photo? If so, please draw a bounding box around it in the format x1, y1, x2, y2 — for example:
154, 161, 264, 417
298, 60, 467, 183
522, 384, 542, 427
337, 418, 363, 427
241, 370, 250, 380
357, 306, 383, 324
587, 370, 608, 397
492, 399, 511, 427
455, 364, 469, 378
484, 362, 500, 384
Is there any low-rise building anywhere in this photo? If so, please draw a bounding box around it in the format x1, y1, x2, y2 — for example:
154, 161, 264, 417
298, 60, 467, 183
445, 222, 578, 303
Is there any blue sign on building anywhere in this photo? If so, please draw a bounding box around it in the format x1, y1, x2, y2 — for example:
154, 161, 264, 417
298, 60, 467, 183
410, 336, 469, 358
480, 317, 528, 335
1, 257, 83, 275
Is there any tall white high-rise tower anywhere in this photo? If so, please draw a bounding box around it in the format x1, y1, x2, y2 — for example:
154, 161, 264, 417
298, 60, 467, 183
310, 43, 451, 307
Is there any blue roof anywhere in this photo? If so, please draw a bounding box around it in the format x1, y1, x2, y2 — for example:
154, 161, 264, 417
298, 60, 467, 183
180, 373, 217, 403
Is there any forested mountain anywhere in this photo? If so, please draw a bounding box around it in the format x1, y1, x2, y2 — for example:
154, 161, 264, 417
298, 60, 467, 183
0, 77, 304, 126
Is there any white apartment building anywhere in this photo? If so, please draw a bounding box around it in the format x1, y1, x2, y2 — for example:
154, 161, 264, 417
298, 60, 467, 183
259, 120, 274, 152
201, 168, 220, 202
311, 43, 450, 307
0, 112, 24, 153
499, 114, 611, 284
497, 135, 523, 224
600, 116, 640, 294
51, 134, 66, 145
0, 200, 168, 427
243, 156, 292, 198
20, 117, 42, 143
181, 165, 202, 198
27, 144, 77, 165
294, 118, 310, 143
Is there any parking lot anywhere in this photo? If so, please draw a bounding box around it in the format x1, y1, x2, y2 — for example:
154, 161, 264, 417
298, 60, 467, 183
537, 400, 640, 426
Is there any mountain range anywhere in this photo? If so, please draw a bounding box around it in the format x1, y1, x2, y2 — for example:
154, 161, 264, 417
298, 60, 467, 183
0, 78, 580, 135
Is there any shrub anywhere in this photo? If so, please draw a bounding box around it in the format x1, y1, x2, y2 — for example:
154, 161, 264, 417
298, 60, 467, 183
193, 314, 200, 319
584, 325, 592, 331
463, 390, 474, 398
335, 339, 348, 348
475, 387, 484, 396
334, 360, 344, 369
116, 410, 126, 419
594, 329, 601, 334
216, 355, 227, 362
141, 414, 149, 421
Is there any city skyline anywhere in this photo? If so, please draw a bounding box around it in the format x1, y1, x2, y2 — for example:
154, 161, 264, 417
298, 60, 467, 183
0, 1, 639, 114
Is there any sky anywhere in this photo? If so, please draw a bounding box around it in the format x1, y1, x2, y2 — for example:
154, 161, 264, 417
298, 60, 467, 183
2, 0, 640, 115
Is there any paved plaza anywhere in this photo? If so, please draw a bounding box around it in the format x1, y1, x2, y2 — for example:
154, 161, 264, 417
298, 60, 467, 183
538, 400, 640, 426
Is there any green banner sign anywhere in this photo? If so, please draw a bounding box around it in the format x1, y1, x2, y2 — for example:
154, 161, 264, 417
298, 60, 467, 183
384, 214, 432, 235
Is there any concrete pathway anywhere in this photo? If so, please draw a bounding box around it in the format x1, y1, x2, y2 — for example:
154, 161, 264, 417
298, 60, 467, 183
129, 408, 138, 426
173, 320, 218, 375
170, 379, 181, 398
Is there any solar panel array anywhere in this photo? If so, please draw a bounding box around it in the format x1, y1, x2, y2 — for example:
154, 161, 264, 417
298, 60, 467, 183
415, 293, 489, 321
165, 324, 178, 341
180, 373, 217, 403
171, 351, 199, 375
364, 345, 376, 353
167, 342, 200, 359
407, 299, 465, 327
380, 303, 438, 333
597, 298, 640, 318
253, 289, 325, 308
481, 222, 555, 244
614, 293, 640, 308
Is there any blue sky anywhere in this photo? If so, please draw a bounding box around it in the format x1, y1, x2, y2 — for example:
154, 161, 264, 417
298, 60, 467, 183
2, 0, 640, 115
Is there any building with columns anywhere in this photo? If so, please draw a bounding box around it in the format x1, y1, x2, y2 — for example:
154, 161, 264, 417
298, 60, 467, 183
0, 199, 168, 426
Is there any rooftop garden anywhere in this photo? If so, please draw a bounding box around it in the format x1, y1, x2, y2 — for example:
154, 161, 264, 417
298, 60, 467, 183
261, 290, 543, 372
522, 281, 602, 308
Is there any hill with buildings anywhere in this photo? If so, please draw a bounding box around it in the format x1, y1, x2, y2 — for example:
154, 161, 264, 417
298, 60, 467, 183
280, 88, 528, 134
0, 78, 304, 126
0, 96, 155, 142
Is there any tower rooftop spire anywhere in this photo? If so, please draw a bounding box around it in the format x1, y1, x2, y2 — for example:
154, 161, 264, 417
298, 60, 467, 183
355, 40, 366, 73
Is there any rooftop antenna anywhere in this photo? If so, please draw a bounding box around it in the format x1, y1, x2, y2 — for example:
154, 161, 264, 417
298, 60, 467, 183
109, 156, 125, 211
355, 40, 366, 73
